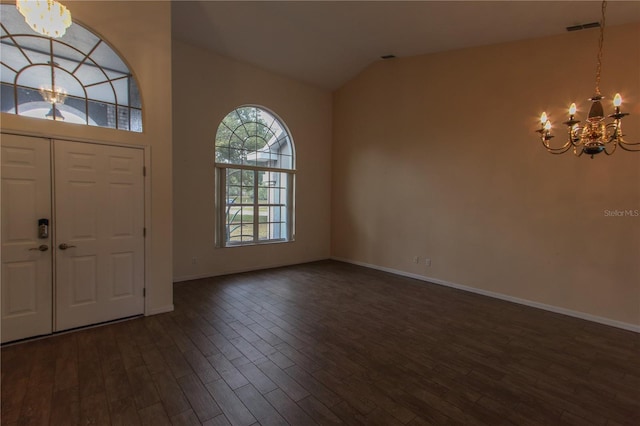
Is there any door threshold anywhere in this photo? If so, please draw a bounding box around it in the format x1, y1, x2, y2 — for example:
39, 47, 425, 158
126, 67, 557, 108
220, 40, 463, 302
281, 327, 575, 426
1, 314, 144, 347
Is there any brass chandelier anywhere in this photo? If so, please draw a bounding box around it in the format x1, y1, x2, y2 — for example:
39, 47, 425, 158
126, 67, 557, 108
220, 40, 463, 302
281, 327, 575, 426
39, 85, 67, 121
536, 1, 639, 158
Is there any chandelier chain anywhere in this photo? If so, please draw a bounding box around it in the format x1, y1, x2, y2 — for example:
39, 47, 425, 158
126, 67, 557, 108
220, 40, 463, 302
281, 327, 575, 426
595, 0, 607, 95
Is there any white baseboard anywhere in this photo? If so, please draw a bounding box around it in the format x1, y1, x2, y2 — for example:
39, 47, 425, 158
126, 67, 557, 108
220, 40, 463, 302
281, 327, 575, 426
174, 272, 222, 283
331, 257, 640, 333
146, 304, 174, 316
173, 257, 330, 283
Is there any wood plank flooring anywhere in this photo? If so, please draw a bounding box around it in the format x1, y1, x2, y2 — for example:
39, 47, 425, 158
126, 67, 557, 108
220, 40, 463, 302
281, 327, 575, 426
2, 260, 639, 425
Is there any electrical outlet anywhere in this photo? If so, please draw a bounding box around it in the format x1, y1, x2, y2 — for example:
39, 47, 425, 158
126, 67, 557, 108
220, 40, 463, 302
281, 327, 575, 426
425, 258, 431, 266
413, 256, 420, 264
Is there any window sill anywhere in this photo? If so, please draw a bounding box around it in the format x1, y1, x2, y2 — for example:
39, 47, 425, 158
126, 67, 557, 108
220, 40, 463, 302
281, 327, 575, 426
222, 238, 294, 248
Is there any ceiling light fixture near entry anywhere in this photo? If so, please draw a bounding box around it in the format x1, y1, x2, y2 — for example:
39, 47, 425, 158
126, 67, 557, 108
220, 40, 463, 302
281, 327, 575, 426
16, 0, 72, 38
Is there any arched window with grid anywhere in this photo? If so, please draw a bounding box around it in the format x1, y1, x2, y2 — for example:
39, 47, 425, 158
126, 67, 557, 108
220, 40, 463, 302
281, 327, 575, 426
0, 4, 142, 131
215, 105, 295, 246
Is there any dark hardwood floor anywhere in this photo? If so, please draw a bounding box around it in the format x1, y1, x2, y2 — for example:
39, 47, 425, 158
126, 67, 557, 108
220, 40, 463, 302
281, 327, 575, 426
2, 260, 639, 425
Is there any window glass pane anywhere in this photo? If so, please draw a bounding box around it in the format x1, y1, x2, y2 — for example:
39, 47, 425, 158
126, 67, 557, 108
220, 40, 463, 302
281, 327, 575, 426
129, 77, 141, 108
0, 5, 34, 35
130, 108, 142, 132
241, 170, 253, 185
1, 83, 15, 112
15, 85, 44, 114
53, 67, 84, 98
241, 206, 254, 221
241, 186, 253, 202
258, 206, 269, 223
112, 77, 128, 105
88, 99, 115, 128
90, 41, 128, 74
75, 61, 107, 86
52, 41, 86, 73
232, 124, 248, 141
240, 224, 254, 242
16, 64, 51, 91
11, 35, 50, 63
216, 146, 231, 164
0, 40, 30, 72
0, 63, 16, 84
62, 96, 88, 124
117, 106, 129, 131
258, 224, 269, 240
58, 21, 100, 55
86, 81, 114, 103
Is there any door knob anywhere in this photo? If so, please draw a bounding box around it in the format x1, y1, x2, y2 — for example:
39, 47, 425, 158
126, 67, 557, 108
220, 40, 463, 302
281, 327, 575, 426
58, 243, 77, 250
28, 245, 49, 252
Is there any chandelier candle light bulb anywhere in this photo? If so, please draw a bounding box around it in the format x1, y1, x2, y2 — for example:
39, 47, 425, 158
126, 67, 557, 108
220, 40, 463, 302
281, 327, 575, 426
540, 112, 548, 125
534, 0, 639, 157
613, 94, 622, 107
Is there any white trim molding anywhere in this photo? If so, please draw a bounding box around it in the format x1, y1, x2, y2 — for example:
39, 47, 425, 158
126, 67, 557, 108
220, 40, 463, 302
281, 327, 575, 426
173, 257, 330, 283
146, 304, 174, 316
331, 257, 640, 333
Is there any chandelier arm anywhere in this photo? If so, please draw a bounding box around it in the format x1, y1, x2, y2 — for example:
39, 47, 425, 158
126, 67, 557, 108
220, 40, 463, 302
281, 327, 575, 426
604, 141, 617, 155
541, 138, 571, 151
543, 141, 572, 154
618, 141, 640, 152
605, 122, 623, 143
573, 146, 584, 157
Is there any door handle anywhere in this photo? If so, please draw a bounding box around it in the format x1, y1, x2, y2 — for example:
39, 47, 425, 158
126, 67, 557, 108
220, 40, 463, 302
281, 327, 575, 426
58, 243, 77, 250
28, 245, 49, 252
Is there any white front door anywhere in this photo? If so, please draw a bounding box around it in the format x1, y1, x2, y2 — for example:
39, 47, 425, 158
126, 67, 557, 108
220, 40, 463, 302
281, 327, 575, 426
1, 134, 52, 343
54, 140, 145, 331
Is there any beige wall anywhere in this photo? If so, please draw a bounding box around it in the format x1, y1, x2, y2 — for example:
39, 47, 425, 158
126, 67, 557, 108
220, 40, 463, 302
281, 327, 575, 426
332, 23, 640, 326
172, 41, 332, 280
1, 1, 174, 314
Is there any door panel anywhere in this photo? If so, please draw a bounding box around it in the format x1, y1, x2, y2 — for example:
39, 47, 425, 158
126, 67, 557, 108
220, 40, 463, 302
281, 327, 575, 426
54, 140, 144, 331
1, 134, 52, 343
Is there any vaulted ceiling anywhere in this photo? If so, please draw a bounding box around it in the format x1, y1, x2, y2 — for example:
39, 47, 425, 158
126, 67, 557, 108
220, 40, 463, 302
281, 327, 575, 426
172, 1, 640, 90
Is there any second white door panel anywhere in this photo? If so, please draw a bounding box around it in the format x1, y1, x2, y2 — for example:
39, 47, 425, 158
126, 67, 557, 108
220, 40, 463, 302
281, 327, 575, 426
55, 140, 144, 331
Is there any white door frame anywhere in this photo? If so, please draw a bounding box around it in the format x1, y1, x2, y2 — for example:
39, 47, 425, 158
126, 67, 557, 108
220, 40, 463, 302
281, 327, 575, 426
1, 131, 151, 328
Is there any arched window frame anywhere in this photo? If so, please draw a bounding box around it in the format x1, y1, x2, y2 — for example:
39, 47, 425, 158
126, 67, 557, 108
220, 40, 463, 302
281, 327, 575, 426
0, 4, 142, 131
214, 105, 296, 247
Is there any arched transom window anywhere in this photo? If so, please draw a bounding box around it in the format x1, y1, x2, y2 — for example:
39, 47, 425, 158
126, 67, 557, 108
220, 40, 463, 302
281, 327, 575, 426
0, 4, 142, 131
215, 106, 295, 246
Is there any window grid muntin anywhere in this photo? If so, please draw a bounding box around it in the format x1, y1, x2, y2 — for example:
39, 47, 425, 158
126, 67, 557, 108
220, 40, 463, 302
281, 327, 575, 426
215, 106, 294, 170
0, 6, 142, 132
218, 164, 293, 247
2, 81, 142, 130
